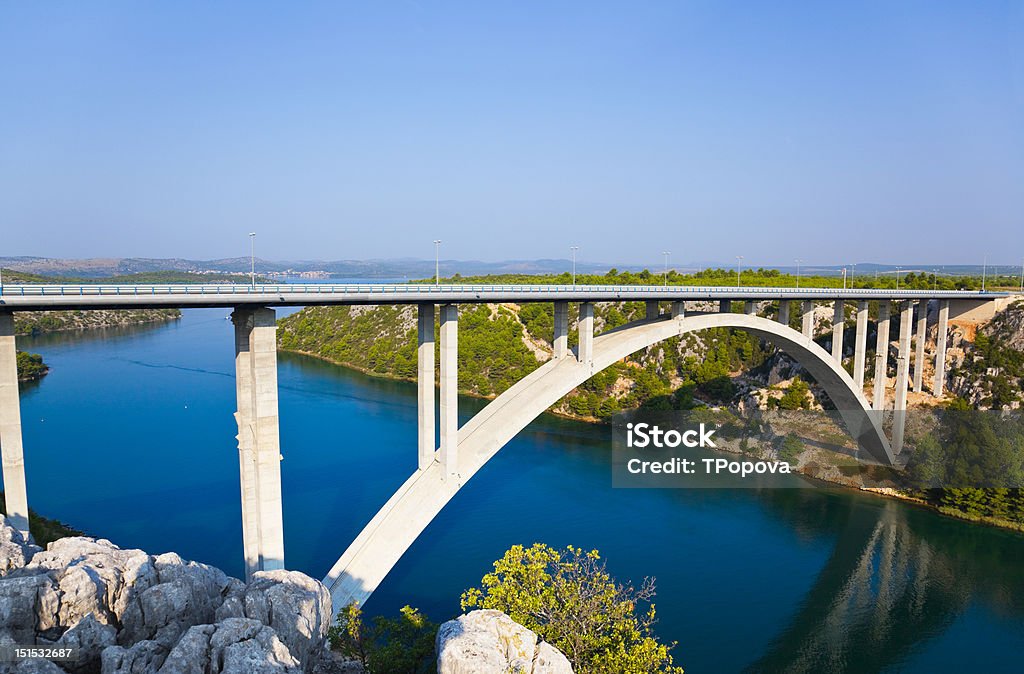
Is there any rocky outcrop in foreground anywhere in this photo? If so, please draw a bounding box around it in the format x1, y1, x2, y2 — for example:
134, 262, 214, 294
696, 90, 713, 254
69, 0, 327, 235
0, 515, 331, 674
436, 610, 573, 674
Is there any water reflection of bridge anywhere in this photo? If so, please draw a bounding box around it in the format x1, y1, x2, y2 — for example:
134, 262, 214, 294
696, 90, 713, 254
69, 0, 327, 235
748, 491, 1024, 672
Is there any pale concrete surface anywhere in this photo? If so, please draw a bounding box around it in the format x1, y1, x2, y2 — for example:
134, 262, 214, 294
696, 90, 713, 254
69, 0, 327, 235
778, 300, 790, 325
873, 301, 891, 411
578, 302, 594, 363
417, 304, 435, 471
913, 299, 927, 393
802, 301, 815, 338
439, 304, 458, 482
832, 300, 845, 361
854, 300, 868, 390
892, 302, 913, 454
553, 301, 568, 359
933, 300, 950, 397
232, 307, 285, 579
0, 312, 29, 539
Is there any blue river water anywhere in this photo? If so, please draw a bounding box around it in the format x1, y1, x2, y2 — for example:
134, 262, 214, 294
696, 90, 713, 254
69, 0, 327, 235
14, 309, 1024, 672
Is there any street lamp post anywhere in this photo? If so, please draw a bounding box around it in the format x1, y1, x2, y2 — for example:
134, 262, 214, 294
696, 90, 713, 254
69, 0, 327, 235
982, 256, 987, 292
896, 266, 901, 290
735, 255, 744, 287
248, 232, 256, 288
662, 251, 670, 287
433, 240, 442, 285
794, 259, 802, 289
1019, 257, 1023, 293
570, 246, 579, 287
842, 267, 847, 290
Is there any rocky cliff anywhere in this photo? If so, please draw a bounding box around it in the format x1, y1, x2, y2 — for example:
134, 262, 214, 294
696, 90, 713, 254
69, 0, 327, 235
0, 515, 332, 674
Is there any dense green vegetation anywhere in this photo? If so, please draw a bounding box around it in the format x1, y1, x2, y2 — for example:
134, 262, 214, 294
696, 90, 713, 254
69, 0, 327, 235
13, 308, 181, 336
462, 543, 684, 673
16, 351, 48, 381
419, 267, 1015, 291
330, 603, 436, 673
904, 398, 1024, 529
0, 491, 82, 546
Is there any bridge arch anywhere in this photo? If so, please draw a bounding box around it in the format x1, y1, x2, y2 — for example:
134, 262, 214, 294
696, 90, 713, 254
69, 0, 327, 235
323, 311, 893, 612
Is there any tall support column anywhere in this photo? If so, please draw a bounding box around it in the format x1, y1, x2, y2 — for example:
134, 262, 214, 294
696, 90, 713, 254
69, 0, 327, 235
933, 300, 950, 397
232, 307, 285, 579
913, 299, 928, 393
719, 300, 732, 313
553, 301, 569, 359
671, 301, 685, 319
578, 302, 594, 364
417, 304, 435, 471
892, 301, 913, 454
854, 300, 868, 390
778, 300, 790, 326
645, 301, 659, 320
873, 302, 891, 410
801, 301, 815, 339
744, 301, 756, 316
831, 300, 845, 361
439, 304, 458, 483
0, 312, 29, 539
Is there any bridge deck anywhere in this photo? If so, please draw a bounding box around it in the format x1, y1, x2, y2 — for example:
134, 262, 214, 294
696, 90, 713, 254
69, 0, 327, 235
0, 283, 1006, 311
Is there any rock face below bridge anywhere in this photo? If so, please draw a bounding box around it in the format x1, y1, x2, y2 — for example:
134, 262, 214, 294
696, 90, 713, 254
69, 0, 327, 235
0, 516, 331, 674
436, 610, 573, 674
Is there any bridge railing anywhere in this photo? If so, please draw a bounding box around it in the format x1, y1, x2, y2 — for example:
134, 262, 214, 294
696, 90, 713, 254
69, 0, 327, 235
0, 283, 998, 298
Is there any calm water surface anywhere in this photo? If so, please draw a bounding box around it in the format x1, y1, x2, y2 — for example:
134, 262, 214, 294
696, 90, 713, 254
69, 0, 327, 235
15, 309, 1024, 672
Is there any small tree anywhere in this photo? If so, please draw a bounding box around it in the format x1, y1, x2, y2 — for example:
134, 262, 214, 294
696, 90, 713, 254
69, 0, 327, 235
329, 603, 435, 674
461, 543, 684, 673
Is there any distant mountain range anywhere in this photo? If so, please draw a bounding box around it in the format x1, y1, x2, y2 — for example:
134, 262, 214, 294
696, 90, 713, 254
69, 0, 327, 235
0, 256, 1018, 279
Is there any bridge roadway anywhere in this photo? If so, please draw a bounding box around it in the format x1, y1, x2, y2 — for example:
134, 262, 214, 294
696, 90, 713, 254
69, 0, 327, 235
0, 282, 1007, 311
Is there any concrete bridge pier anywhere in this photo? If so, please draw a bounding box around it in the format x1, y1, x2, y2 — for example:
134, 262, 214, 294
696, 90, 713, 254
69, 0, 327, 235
232, 307, 285, 579
801, 301, 815, 338
0, 312, 30, 539
831, 300, 845, 361
892, 302, 913, 454
933, 300, 950, 397
719, 300, 732, 313
578, 302, 595, 363
744, 301, 756, 316
671, 301, 685, 319
646, 301, 659, 320
913, 300, 928, 393
854, 301, 868, 390
778, 300, 790, 326
553, 301, 569, 358
873, 302, 891, 410
417, 304, 436, 470
439, 304, 458, 482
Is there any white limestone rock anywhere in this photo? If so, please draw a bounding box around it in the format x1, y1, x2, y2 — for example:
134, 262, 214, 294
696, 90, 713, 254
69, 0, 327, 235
436, 610, 573, 674
55, 613, 116, 673
242, 570, 332, 671
0, 516, 41, 577
155, 618, 300, 674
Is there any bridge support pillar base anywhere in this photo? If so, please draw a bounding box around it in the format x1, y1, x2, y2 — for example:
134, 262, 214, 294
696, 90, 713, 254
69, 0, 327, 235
671, 301, 685, 319
0, 312, 29, 540
892, 302, 913, 454
646, 301, 659, 320
232, 307, 285, 580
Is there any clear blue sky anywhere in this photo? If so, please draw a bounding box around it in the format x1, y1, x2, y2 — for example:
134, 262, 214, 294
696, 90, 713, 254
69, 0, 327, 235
1, 1, 1022, 266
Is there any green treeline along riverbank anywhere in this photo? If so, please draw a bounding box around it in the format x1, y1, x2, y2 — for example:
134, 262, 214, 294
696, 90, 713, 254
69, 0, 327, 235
278, 269, 1024, 533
